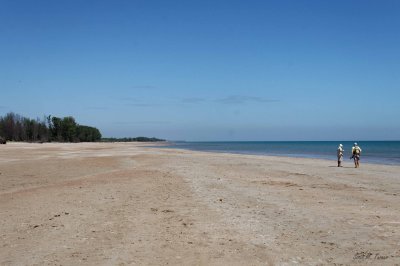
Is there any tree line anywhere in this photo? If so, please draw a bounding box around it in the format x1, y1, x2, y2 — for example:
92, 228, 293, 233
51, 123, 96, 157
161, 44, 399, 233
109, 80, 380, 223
101, 137, 165, 142
0, 112, 101, 142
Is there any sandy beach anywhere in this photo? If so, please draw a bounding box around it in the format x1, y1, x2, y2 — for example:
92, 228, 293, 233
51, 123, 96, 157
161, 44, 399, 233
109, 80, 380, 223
1, 142, 399, 265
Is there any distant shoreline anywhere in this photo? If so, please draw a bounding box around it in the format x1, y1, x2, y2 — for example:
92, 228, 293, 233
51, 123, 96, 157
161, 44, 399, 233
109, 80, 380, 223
157, 140, 400, 166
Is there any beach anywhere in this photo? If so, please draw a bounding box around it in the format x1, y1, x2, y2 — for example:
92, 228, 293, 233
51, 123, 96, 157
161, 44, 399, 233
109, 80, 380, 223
1, 142, 400, 265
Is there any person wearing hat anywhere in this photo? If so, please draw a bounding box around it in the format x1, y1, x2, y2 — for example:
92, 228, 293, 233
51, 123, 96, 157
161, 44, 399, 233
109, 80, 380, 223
351, 142, 362, 168
337, 144, 344, 167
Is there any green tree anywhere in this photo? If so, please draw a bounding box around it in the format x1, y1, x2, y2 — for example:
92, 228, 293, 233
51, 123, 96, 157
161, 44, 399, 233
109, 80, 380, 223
61, 116, 77, 142
1, 112, 101, 143
50, 117, 63, 141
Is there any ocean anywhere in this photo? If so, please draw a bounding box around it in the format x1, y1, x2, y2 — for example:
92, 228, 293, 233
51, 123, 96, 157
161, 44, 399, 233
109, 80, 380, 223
160, 141, 400, 166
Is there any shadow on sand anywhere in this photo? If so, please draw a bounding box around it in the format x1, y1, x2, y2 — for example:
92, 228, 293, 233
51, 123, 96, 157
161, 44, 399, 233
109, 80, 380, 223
328, 166, 356, 168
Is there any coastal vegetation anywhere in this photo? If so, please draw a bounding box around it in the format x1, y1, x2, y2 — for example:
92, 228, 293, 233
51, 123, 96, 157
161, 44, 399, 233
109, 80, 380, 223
0, 112, 165, 143
0, 112, 101, 142
101, 137, 165, 142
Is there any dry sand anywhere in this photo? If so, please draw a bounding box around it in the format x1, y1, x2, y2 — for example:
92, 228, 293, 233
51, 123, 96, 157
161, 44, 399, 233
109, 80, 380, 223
1, 142, 400, 265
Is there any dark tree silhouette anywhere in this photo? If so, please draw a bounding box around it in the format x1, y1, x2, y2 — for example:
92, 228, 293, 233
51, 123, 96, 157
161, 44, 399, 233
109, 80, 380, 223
0, 112, 101, 142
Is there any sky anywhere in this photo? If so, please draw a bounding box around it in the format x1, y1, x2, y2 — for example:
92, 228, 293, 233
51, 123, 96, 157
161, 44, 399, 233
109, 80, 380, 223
1, 0, 399, 141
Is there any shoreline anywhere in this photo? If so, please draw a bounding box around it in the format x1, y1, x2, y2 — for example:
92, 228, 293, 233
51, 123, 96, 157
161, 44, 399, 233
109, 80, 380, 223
154, 145, 400, 167
3, 141, 400, 167
4, 140, 400, 166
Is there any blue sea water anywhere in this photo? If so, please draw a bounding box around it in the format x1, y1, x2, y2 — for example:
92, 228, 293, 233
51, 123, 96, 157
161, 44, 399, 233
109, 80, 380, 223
160, 141, 400, 166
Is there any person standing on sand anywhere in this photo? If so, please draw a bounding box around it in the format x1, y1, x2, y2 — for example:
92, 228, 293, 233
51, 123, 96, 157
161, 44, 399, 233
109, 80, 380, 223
351, 143, 362, 168
337, 144, 344, 167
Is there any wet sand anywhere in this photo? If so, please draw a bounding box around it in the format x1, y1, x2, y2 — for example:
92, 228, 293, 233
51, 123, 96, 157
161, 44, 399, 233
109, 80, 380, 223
1, 142, 400, 265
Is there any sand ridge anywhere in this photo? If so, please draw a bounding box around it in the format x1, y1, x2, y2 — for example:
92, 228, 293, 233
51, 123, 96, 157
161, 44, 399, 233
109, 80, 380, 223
1, 142, 400, 265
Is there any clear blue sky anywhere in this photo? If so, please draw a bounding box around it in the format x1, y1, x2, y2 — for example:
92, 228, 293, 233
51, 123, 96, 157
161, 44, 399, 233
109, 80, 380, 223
1, 0, 399, 141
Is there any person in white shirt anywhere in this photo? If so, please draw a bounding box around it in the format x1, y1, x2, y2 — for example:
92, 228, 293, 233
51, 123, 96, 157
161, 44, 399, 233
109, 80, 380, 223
337, 144, 344, 167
